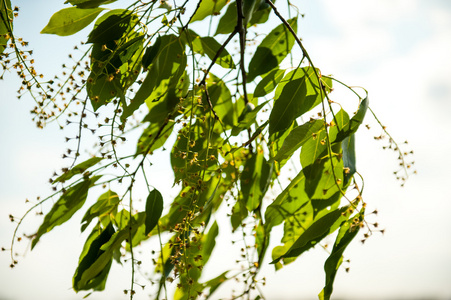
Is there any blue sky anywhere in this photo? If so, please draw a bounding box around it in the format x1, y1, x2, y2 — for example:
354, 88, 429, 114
1, 1, 451, 299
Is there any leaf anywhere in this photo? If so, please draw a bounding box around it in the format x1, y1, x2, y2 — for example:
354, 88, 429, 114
349, 97, 369, 132
73, 222, 115, 292
145, 189, 164, 235
254, 69, 285, 98
272, 119, 324, 162
204, 271, 229, 299
136, 121, 175, 155
87, 12, 135, 43
77, 211, 145, 289
230, 98, 266, 136
54, 157, 103, 183
231, 198, 247, 231
200, 37, 235, 68
319, 211, 363, 300
215, 2, 236, 35
255, 220, 269, 267
142, 36, 162, 69
0, 0, 12, 54
81, 190, 119, 232
41, 7, 104, 36
124, 34, 186, 119
247, 17, 297, 82
32, 176, 101, 249
65, 0, 117, 9
269, 67, 328, 136
335, 97, 369, 142
240, 148, 270, 211
264, 170, 309, 231
190, 0, 228, 23
271, 206, 349, 264
299, 127, 327, 169
342, 134, 356, 185
215, 1, 273, 35
204, 74, 234, 126
269, 77, 307, 135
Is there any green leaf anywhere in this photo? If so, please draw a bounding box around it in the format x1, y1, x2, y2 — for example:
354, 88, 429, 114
136, 121, 175, 155
125, 35, 186, 119
335, 97, 369, 142
215, 1, 273, 35
204, 271, 229, 298
269, 67, 328, 136
0, 0, 12, 54
204, 74, 234, 126
269, 77, 307, 135
271, 206, 349, 264
242, 0, 259, 25
240, 148, 270, 211
81, 190, 119, 232
319, 212, 363, 300
65, 0, 117, 9
76, 211, 145, 289
299, 127, 327, 169
88, 24, 144, 111
272, 119, 324, 162
264, 170, 309, 231
73, 222, 115, 292
54, 157, 103, 183
349, 97, 369, 132
231, 198, 247, 231
202, 221, 219, 262
142, 37, 162, 69
342, 134, 356, 185
247, 17, 297, 82
200, 37, 235, 68
145, 189, 164, 235
87, 11, 135, 43
215, 2, 236, 35
41, 7, 104, 36
255, 220, 269, 267
190, 0, 228, 23
32, 176, 101, 249
230, 98, 266, 136
254, 69, 285, 98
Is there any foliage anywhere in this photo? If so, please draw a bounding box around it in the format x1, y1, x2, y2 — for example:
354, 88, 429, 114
1, 1, 415, 299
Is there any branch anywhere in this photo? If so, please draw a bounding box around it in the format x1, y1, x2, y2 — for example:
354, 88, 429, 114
236, 0, 249, 104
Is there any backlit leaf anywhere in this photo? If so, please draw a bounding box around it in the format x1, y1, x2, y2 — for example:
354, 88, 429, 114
0, 0, 12, 54
32, 176, 101, 249
54, 157, 103, 183
81, 190, 119, 232
271, 206, 349, 264
87, 11, 135, 43
73, 222, 115, 292
190, 0, 228, 23
200, 37, 235, 68
272, 119, 324, 162
145, 189, 164, 235
65, 0, 117, 9
240, 148, 270, 211
247, 17, 297, 81
254, 69, 285, 98
319, 211, 363, 300
41, 7, 104, 36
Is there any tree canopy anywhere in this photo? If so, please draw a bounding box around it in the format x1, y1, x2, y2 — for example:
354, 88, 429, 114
1, 1, 415, 299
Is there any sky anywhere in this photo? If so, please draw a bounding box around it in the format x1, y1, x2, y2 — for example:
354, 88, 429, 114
1, 0, 451, 299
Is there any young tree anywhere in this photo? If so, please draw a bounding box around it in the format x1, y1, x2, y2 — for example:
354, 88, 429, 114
1, 1, 414, 299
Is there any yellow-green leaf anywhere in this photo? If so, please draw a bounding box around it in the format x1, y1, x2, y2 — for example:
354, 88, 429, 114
41, 7, 104, 36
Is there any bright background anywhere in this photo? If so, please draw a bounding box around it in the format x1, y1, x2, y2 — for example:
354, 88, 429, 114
1, 0, 451, 299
